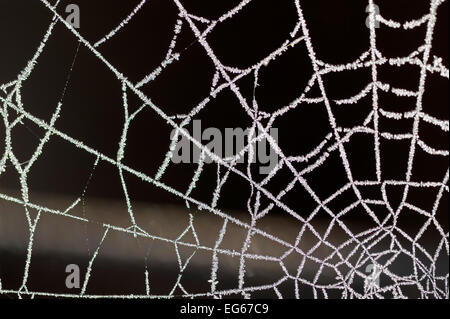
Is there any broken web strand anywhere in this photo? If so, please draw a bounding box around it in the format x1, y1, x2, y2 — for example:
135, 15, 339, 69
0, 0, 447, 298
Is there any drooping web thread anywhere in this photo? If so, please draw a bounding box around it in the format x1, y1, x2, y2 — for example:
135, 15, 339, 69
0, 0, 448, 299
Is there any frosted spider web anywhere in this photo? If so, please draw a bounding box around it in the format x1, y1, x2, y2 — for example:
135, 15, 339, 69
0, 0, 448, 299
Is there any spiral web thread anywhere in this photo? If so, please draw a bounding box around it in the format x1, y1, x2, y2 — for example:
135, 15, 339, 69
0, 0, 448, 299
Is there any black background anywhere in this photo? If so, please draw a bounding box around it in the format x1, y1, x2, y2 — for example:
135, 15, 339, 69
0, 0, 448, 299
0, 0, 447, 218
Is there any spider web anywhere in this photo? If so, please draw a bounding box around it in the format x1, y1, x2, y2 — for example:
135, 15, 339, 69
0, 0, 448, 299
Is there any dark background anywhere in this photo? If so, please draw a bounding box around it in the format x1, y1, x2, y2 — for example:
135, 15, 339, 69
0, 0, 448, 298
0, 0, 447, 216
